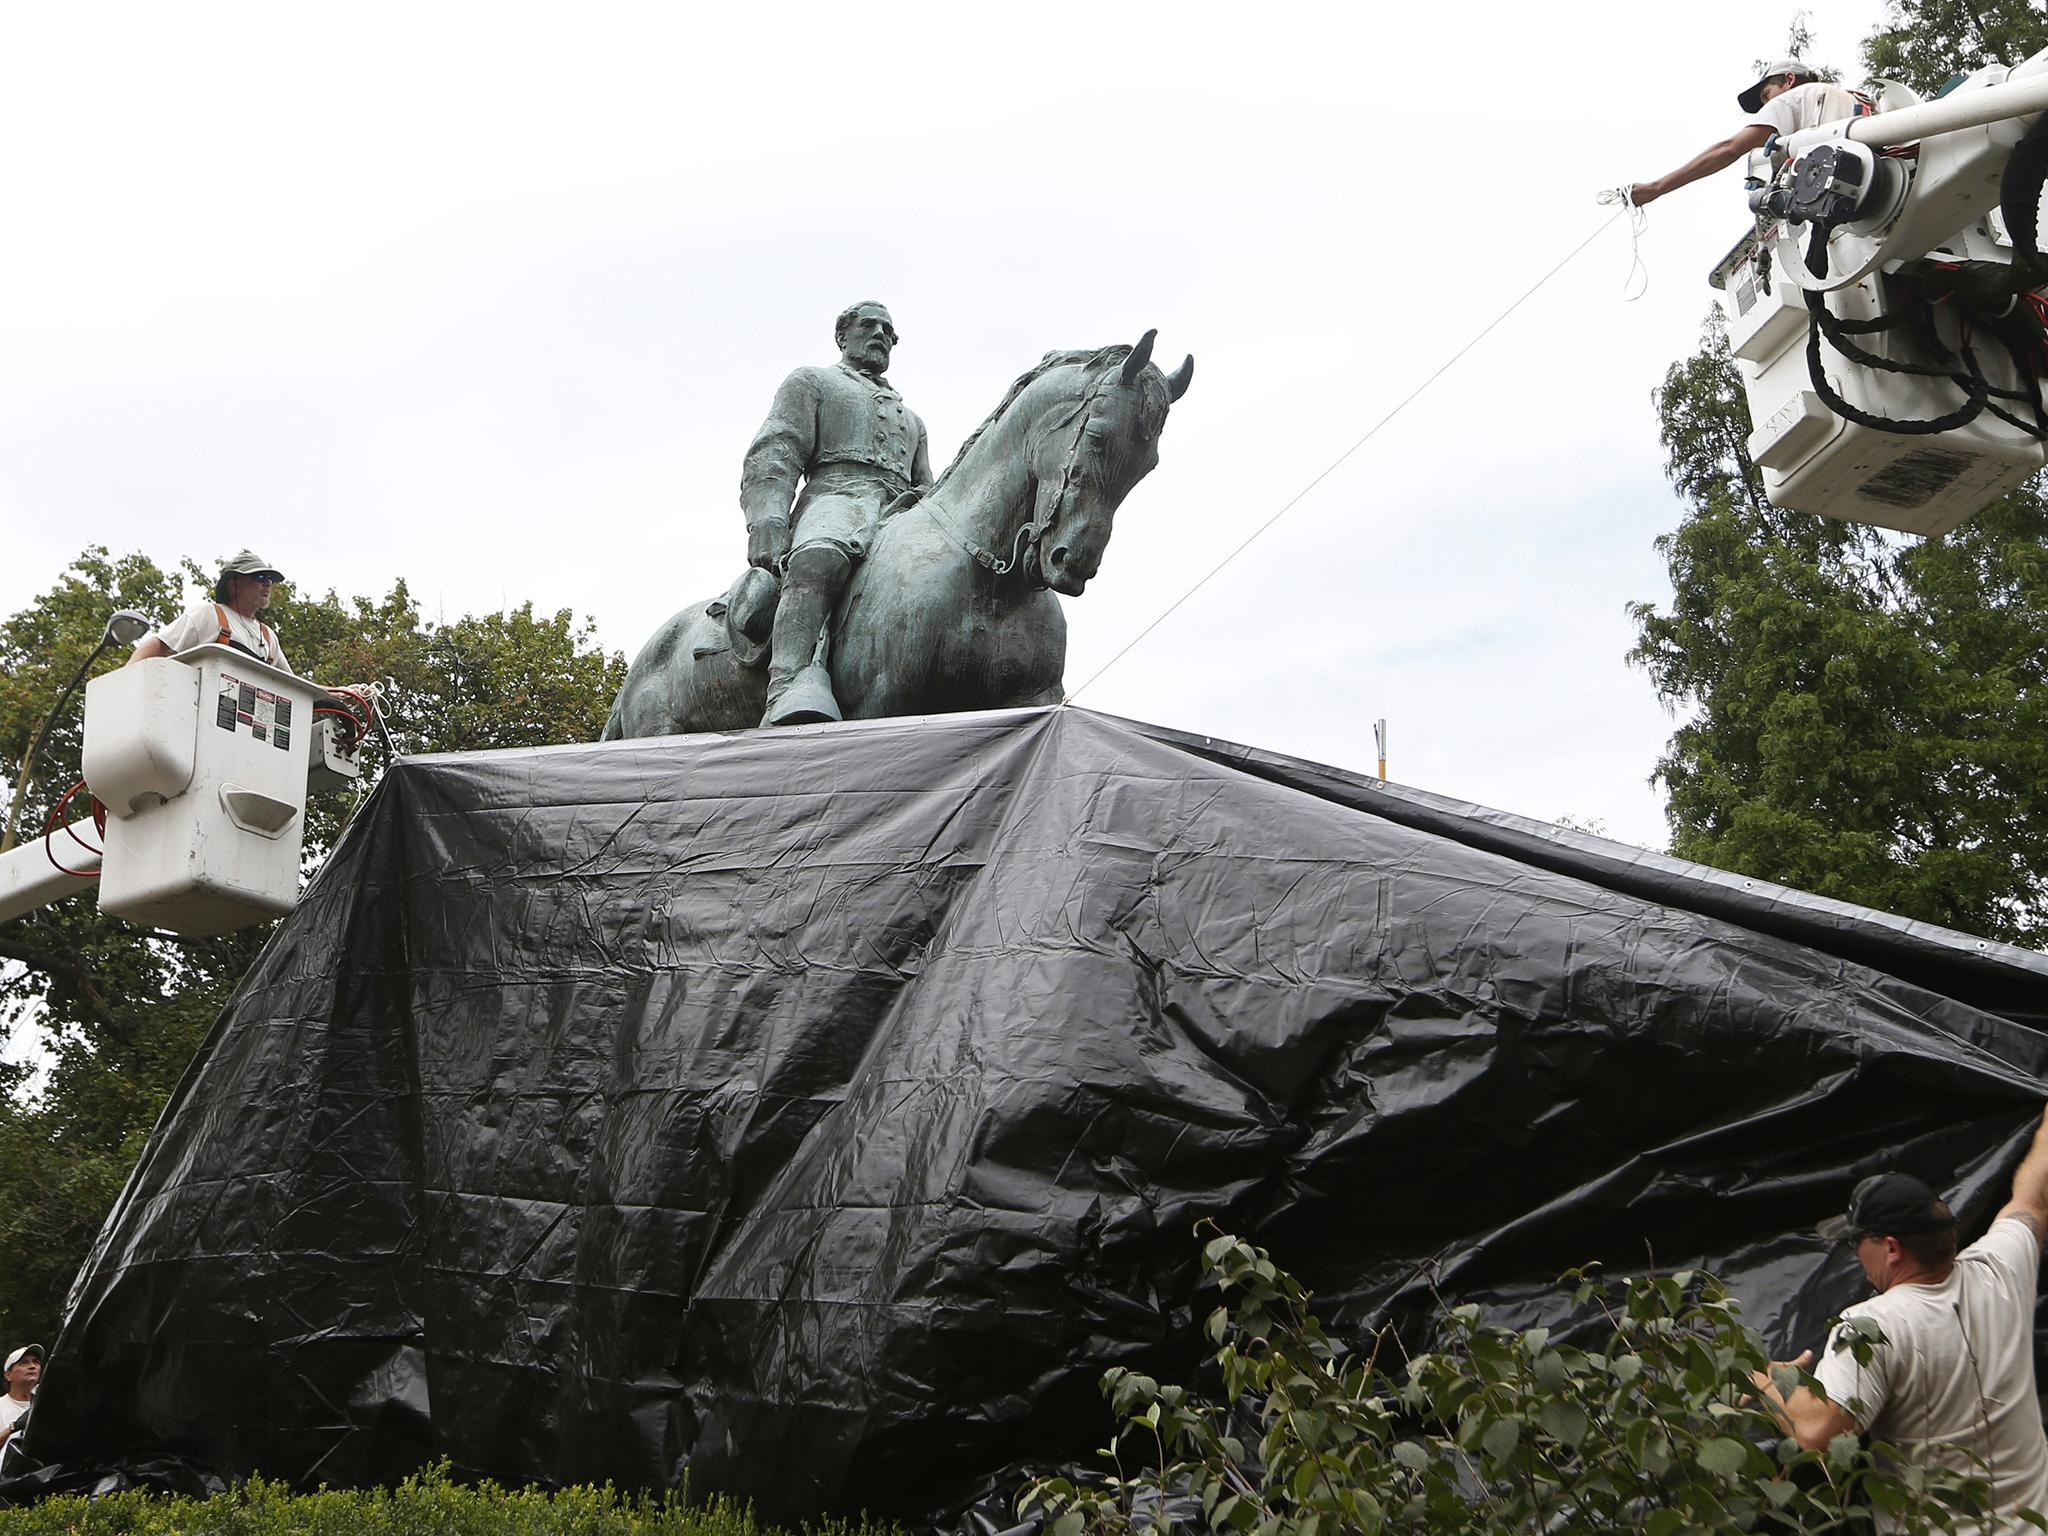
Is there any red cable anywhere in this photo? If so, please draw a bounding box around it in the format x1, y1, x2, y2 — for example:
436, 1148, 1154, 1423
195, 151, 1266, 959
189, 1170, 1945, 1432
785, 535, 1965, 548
50, 780, 103, 856
314, 704, 366, 750
43, 781, 100, 878
315, 686, 380, 752
333, 686, 377, 730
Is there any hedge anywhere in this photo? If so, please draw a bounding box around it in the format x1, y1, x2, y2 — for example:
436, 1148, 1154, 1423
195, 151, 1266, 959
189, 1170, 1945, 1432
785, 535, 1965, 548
0, 1463, 906, 1536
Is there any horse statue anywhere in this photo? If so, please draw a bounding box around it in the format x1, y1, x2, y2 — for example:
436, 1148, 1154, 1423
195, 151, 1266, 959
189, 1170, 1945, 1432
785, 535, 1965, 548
602, 330, 1192, 738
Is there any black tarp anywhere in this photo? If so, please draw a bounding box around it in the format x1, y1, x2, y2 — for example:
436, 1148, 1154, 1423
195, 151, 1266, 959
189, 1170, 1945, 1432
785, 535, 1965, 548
11, 705, 2048, 1521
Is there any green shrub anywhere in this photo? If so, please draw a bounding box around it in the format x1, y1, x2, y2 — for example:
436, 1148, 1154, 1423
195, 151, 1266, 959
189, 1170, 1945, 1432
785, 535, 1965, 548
0, 1461, 903, 1536
1024, 1229, 2012, 1535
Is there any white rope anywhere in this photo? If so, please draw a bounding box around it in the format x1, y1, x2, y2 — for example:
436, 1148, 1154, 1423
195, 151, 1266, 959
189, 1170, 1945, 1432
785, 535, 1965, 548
1596, 186, 1651, 302
1066, 209, 1626, 705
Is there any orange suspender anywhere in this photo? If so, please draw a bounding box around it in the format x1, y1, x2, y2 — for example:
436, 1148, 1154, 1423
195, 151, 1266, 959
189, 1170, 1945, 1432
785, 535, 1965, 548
212, 603, 274, 663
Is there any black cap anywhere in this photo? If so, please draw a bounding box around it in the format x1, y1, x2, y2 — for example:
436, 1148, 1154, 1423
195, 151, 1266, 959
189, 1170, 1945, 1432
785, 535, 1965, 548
1738, 58, 1814, 114
1817, 1172, 1956, 1242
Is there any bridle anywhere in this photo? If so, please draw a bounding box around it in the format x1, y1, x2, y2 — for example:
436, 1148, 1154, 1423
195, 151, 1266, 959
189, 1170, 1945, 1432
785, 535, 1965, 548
914, 380, 1109, 583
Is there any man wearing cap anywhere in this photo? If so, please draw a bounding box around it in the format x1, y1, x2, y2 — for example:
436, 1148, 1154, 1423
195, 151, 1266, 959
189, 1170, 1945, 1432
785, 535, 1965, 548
126, 550, 294, 673
739, 300, 933, 727
0, 1345, 40, 1449
1631, 60, 1870, 206
1751, 1107, 2048, 1529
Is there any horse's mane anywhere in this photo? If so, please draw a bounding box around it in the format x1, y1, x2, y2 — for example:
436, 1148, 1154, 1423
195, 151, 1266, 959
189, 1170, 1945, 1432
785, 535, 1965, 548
933, 344, 1148, 491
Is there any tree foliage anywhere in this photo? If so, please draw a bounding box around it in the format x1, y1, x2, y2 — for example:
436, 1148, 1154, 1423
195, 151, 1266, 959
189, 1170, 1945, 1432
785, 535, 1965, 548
0, 549, 624, 1348
1628, 8, 2048, 946
1862, 0, 2048, 96
1025, 1231, 2005, 1536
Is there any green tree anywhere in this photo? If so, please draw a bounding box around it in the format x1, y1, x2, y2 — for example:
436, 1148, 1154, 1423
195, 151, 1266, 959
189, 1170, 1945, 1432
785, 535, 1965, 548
0, 549, 624, 1346
1862, 0, 2048, 96
1628, 8, 2048, 945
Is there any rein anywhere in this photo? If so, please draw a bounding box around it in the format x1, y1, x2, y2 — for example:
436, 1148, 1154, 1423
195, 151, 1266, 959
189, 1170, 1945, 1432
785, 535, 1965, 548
913, 383, 1102, 583
914, 494, 1039, 577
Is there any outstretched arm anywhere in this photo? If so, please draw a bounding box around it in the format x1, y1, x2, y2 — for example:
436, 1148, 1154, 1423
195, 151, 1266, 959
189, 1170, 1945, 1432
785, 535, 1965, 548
1995, 1105, 2048, 1248
1750, 1349, 1863, 1451
1632, 124, 1774, 205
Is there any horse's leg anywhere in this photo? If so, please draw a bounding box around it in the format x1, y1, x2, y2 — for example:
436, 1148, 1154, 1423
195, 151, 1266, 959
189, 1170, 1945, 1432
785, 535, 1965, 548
976, 590, 1068, 712
830, 548, 940, 720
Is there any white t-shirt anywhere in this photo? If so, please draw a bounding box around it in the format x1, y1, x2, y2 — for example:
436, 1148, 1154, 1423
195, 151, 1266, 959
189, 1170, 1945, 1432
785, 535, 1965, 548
1748, 81, 1868, 139
0, 1393, 30, 1432
154, 602, 292, 674
1815, 1215, 2048, 1532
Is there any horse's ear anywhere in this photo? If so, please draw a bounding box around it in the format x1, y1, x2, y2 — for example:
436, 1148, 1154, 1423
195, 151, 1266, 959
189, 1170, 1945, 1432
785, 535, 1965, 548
1119, 329, 1158, 387
1165, 354, 1194, 402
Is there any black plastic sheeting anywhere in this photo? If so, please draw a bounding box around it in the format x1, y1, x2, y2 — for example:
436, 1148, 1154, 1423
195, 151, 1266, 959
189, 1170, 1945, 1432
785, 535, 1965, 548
9, 705, 2047, 1522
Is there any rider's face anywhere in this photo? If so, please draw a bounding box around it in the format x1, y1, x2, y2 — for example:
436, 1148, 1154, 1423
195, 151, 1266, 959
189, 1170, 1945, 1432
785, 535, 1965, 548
839, 309, 897, 374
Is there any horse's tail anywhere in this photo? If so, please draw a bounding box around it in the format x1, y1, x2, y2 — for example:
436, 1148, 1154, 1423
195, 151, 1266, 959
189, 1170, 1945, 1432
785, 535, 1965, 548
599, 690, 628, 742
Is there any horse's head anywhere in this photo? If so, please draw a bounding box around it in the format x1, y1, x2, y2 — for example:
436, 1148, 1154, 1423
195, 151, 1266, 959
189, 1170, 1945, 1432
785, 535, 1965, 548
1026, 330, 1193, 595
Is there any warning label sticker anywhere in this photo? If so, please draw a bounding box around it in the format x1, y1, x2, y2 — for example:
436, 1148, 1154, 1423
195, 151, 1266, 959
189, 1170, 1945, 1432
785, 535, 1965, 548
216, 672, 293, 751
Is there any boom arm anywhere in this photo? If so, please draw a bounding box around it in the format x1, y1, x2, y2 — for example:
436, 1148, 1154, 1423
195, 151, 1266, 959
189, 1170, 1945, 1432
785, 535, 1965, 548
0, 833, 100, 924
1785, 50, 2048, 155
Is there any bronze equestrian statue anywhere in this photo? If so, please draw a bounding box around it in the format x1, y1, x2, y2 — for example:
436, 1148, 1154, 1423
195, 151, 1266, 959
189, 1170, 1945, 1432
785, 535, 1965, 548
602, 307, 1192, 739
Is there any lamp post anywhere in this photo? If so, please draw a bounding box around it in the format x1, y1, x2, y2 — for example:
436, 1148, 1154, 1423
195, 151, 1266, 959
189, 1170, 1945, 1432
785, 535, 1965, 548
0, 610, 154, 854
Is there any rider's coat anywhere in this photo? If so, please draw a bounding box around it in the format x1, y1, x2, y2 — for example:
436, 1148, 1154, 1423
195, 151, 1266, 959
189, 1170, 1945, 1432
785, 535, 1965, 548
741, 363, 934, 563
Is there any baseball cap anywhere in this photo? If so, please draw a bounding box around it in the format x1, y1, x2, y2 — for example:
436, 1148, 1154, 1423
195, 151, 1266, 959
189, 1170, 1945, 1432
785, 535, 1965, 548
3, 1345, 42, 1373
220, 550, 285, 582
1816, 1172, 1956, 1242
1739, 59, 1815, 113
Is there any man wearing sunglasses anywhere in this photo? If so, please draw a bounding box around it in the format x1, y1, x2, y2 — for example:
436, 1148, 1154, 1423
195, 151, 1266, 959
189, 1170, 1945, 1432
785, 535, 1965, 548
1751, 1107, 2048, 1529
127, 549, 294, 674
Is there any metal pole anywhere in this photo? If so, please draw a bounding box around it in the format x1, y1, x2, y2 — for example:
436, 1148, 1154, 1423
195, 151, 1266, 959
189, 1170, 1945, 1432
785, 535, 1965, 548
0, 610, 152, 853
0, 639, 111, 854
1373, 719, 1388, 781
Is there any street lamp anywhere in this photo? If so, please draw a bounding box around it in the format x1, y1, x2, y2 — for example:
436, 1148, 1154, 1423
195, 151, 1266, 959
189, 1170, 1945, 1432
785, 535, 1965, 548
0, 610, 154, 854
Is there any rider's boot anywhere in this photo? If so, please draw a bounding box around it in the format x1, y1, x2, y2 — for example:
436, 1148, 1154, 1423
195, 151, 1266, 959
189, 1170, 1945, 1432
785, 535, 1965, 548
761, 545, 850, 727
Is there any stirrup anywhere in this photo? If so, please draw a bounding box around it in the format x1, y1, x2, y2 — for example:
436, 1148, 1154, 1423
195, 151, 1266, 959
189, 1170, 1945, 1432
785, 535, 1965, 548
761, 663, 843, 727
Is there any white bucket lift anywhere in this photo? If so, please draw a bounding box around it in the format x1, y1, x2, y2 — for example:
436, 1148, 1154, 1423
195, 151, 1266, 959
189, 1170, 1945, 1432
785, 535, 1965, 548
1711, 52, 2048, 535
0, 644, 366, 936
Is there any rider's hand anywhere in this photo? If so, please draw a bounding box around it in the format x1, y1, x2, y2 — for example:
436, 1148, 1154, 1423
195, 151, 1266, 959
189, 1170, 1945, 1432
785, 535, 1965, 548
747, 517, 791, 572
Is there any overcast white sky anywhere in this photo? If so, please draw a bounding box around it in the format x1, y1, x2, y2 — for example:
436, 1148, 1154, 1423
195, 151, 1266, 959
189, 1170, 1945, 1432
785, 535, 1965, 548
1, 2, 1906, 850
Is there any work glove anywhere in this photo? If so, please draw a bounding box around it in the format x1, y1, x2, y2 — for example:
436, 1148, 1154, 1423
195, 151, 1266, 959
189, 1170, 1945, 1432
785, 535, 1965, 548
747, 516, 791, 572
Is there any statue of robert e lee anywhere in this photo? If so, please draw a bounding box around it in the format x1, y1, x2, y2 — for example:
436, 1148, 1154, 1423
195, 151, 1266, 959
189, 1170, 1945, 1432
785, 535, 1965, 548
737, 301, 932, 727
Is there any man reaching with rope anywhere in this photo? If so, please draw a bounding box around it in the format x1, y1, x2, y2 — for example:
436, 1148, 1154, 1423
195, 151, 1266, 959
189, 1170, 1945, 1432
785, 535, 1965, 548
1631, 59, 1869, 206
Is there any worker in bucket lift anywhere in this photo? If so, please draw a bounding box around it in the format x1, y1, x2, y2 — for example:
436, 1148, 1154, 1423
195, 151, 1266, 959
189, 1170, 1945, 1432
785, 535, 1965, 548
126, 550, 294, 674
1630, 59, 1871, 206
